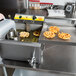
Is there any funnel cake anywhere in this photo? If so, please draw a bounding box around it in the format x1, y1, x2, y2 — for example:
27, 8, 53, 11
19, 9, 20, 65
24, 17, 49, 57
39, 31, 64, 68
43, 31, 55, 38
58, 32, 71, 40
49, 26, 60, 33
20, 32, 30, 38
33, 31, 40, 37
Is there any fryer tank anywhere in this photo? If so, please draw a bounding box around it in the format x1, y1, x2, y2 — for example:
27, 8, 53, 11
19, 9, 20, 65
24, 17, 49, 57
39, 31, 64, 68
0, 10, 45, 64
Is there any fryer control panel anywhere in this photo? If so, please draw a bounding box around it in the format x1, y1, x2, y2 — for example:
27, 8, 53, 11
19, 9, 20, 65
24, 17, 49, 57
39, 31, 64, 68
14, 14, 45, 22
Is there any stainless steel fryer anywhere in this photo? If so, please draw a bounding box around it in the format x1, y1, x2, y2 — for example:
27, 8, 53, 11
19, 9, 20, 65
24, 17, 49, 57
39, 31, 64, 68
0, 13, 45, 65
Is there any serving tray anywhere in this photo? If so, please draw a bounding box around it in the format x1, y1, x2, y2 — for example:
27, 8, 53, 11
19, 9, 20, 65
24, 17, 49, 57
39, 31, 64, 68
39, 23, 76, 46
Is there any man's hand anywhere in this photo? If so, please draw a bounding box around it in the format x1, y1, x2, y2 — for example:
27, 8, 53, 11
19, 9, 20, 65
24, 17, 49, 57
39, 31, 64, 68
0, 13, 5, 20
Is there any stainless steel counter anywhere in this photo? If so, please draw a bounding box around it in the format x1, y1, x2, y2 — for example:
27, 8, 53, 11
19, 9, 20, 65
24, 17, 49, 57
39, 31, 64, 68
13, 69, 74, 76
1, 43, 76, 75
1, 22, 76, 76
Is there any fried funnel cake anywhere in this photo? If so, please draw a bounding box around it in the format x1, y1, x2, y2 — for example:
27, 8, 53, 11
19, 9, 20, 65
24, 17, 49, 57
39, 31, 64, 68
49, 26, 60, 33
33, 31, 40, 37
58, 32, 71, 40
43, 31, 55, 38
20, 32, 30, 38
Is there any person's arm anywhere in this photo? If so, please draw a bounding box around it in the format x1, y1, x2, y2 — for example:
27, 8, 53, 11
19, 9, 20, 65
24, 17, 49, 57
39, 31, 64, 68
0, 13, 5, 20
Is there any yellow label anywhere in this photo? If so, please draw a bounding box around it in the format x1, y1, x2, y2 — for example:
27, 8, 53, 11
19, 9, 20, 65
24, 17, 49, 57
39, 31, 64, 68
35, 17, 44, 21
14, 14, 44, 21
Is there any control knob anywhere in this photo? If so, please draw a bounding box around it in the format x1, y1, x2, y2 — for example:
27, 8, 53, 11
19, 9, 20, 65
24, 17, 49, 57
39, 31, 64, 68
19, 16, 22, 19
32, 15, 37, 20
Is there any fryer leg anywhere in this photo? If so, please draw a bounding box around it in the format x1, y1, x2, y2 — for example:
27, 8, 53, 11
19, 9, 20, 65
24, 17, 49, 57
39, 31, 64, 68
2, 66, 8, 76
30, 43, 45, 68
41, 43, 45, 51
30, 48, 36, 69
40, 43, 45, 63
0, 57, 8, 76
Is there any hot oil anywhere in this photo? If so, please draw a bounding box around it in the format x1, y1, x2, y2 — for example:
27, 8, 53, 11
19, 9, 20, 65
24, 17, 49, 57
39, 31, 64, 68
17, 29, 40, 42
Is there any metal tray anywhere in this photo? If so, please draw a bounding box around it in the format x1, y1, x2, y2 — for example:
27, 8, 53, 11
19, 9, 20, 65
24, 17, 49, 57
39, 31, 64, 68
6, 29, 41, 43
39, 23, 76, 46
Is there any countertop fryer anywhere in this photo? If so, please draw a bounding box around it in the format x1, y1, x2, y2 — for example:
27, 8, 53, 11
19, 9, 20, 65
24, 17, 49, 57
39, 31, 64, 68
0, 13, 45, 66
